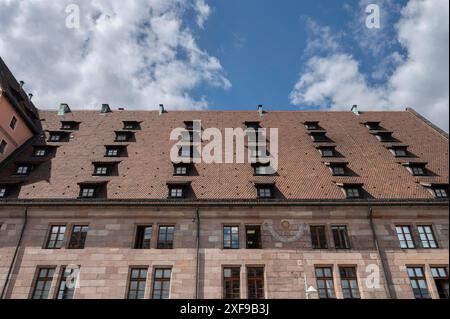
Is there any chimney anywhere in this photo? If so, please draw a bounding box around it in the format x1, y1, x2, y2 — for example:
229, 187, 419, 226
101, 104, 112, 113
19, 80, 25, 88
351, 105, 360, 116
159, 104, 165, 115
257, 104, 264, 117
58, 103, 71, 115
28, 93, 33, 100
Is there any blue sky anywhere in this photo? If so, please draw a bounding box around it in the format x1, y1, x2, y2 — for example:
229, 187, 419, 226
0, 0, 448, 129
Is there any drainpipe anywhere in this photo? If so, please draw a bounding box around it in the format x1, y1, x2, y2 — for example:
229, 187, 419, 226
368, 206, 396, 299
195, 206, 201, 299
1, 206, 28, 299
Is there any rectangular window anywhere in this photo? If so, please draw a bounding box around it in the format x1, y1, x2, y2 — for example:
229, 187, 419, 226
68, 225, 89, 249
376, 132, 395, 142
223, 267, 240, 299
396, 226, 415, 249
339, 267, 360, 299
257, 186, 273, 199
60, 121, 79, 130
174, 165, 188, 176
0, 140, 7, 154
434, 187, 448, 199
431, 267, 449, 299
224, 226, 239, 249
105, 147, 121, 157
123, 121, 140, 130
320, 147, 335, 157
310, 225, 328, 249
331, 165, 346, 176
247, 267, 264, 299
10, 116, 17, 130
79, 186, 96, 198
16, 165, 31, 175
157, 226, 174, 249
46, 225, 66, 249
417, 225, 438, 249
115, 132, 133, 142
305, 122, 319, 130
407, 267, 430, 299
48, 133, 62, 142
311, 132, 328, 142
365, 122, 382, 130
169, 186, 184, 198
411, 165, 426, 176
392, 148, 408, 157
332, 226, 350, 249
345, 187, 361, 199
34, 148, 47, 157
254, 164, 271, 176
127, 268, 148, 299
0, 187, 6, 198
56, 266, 77, 299
93, 163, 115, 176
135, 226, 152, 249
152, 268, 171, 299
315, 267, 335, 299
31, 267, 55, 299
246, 226, 261, 249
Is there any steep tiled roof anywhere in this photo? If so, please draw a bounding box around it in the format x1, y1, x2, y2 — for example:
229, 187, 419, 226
0, 108, 448, 201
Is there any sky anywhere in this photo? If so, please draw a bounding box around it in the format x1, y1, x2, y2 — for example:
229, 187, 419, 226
0, 0, 448, 130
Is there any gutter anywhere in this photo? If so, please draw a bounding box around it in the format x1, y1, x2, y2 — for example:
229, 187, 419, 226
195, 206, 201, 299
368, 206, 396, 299
0, 206, 28, 299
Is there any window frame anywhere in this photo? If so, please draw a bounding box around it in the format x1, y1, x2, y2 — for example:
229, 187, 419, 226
407, 266, 431, 299
245, 225, 262, 249
168, 185, 186, 198
247, 266, 265, 299
417, 225, 438, 249
395, 225, 416, 249
223, 225, 240, 249
310, 225, 328, 249
152, 268, 172, 299
430, 266, 449, 299
339, 266, 361, 299
315, 266, 336, 299
31, 267, 56, 299
45, 225, 66, 249
15, 164, 32, 175
67, 225, 89, 249
344, 186, 362, 199
330, 165, 347, 176
134, 225, 153, 249
0, 139, 7, 154
433, 187, 448, 199
127, 267, 148, 299
320, 147, 335, 157
0, 186, 8, 198
9, 116, 17, 130
331, 225, 351, 249
157, 225, 175, 249
223, 267, 241, 299
55, 266, 77, 299
256, 185, 273, 199
79, 185, 97, 198
123, 121, 140, 130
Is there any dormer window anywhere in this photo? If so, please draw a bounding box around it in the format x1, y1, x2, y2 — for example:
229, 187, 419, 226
407, 164, 427, 176
390, 147, 408, 157
48, 132, 67, 142
93, 163, 117, 176
253, 163, 271, 176
167, 182, 190, 199
364, 121, 382, 130
33, 148, 47, 157
0, 184, 19, 199
123, 121, 140, 130
0, 187, 7, 198
173, 164, 190, 176
79, 183, 106, 199
105, 145, 126, 157
60, 121, 79, 130
319, 147, 336, 157
330, 164, 347, 176
15, 164, 32, 175
184, 121, 194, 131
245, 121, 261, 130
310, 132, 329, 143
433, 186, 448, 199
115, 131, 134, 142
9, 116, 17, 130
304, 121, 320, 130
342, 184, 364, 199
256, 184, 274, 199
375, 132, 395, 142
0, 140, 7, 154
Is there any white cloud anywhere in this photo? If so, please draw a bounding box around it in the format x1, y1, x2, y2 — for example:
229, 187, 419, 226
194, 0, 211, 29
0, 0, 229, 110
291, 0, 449, 131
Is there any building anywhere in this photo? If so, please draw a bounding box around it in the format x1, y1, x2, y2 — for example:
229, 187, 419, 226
0, 64, 448, 300
0, 57, 41, 163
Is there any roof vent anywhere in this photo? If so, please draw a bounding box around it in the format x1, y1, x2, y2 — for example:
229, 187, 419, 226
58, 103, 71, 115
257, 104, 264, 117
28, 93, 33, 100
159, 104, 165, 115
19, 80, 25, 88
351, 105, 360, 116
101, 104, 112, 113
